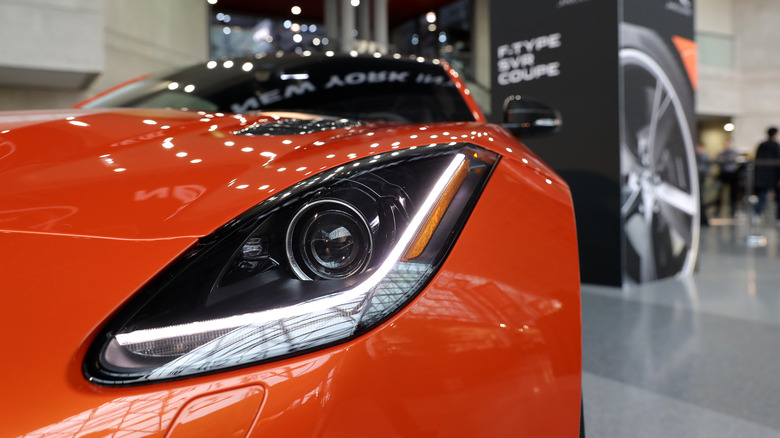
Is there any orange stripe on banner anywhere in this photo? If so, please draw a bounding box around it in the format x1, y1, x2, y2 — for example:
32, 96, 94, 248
672, 35, 698, 90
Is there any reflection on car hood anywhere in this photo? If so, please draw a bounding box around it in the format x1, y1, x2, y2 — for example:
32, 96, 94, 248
0, 108, 499, 240
235, 117, 366, 136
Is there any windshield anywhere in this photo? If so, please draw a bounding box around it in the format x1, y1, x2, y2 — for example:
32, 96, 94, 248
83, 55, 476, 124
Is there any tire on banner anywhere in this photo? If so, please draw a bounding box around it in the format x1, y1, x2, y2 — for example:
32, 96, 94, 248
619, 22, 700, 283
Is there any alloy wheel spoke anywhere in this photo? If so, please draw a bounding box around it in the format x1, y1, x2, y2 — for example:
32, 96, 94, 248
655, 182, 696, 216
625, 212, 656, 281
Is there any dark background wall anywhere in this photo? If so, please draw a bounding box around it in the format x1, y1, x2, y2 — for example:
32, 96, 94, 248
490, 1, 622, 285
489, 0, 696, 286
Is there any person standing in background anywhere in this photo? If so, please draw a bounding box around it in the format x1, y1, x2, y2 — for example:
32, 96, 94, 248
716, 138, 740, 217
753, 126, 780, 222
695, 142, 712, 226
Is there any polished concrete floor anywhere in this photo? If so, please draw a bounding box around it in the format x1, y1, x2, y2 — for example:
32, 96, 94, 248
582, 219, 780, 437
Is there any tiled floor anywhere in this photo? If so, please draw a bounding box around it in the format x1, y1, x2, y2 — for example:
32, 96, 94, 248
582, 220, 780, 437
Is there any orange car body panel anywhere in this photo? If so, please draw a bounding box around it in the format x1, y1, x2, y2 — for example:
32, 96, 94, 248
0, 64, 580, 437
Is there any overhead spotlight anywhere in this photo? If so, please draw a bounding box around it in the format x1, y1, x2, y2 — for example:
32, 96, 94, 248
351, 0, 360, 6
724, 123, 735, 132
207, 0, 217, 4
426, 12, 436, 23
291, 5, 302, 15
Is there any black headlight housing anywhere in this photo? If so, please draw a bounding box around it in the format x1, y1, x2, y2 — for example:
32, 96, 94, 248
84, 143, 498, 386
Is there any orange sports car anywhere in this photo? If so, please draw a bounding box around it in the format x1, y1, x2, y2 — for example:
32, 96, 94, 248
1, 54, 582, 437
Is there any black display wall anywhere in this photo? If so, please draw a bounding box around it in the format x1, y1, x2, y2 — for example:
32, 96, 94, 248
490, 0, 697, 286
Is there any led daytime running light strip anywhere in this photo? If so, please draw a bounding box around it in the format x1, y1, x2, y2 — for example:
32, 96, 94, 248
115, 153, 468, 349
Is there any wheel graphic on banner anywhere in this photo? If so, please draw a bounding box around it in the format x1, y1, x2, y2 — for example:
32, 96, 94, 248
619, 23, 699, 284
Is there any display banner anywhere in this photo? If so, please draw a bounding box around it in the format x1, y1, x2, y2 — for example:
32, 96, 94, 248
490, 0, 696, 286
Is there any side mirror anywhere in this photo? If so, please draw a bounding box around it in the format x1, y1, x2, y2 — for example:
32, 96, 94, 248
502, 96, 562, 138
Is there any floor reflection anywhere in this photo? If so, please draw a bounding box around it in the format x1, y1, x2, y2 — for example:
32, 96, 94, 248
582, 224, 780, 436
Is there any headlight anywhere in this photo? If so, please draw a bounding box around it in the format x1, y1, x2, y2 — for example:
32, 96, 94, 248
85, 144, 498, 385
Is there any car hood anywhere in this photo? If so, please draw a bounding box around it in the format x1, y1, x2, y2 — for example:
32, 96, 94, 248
0, 108, 559, 240
0, 109, 424, 239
